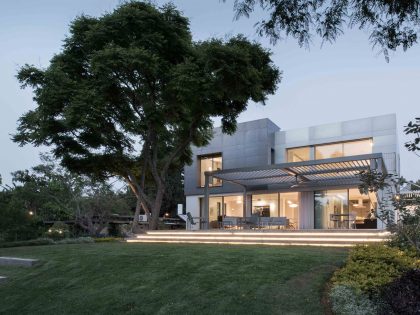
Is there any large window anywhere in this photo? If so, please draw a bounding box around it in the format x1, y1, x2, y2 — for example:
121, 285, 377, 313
252, 193, 279, 217
199, 154, 222, 187
287, 139, 372, 162
314, 190, 348, 229
315, 143, 343, 160
201, 195, 243, 228
349, 188, 377, 228
224, 196, 243, 217
287, 147, 310, 162
343, 139, 373, 157
315, 189, 376, 229
315, 139, 372, 160
251, 192, 299, 227
279, 192, 299, 228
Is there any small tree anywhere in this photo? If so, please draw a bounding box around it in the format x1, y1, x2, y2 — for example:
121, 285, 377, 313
13, 2, 280, 230
391, 192, 420, 255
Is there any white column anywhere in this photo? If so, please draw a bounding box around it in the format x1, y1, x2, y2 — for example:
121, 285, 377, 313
299, 191, 314, 229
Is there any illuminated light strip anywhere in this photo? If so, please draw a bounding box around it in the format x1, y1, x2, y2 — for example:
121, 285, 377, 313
146, 231, 390, 237
126, 239, 354, 247
136, 236, 386, 242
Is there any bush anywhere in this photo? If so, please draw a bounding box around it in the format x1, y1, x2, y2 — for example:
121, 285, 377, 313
0, 237, 94, 248
330, 285, 378, 315
94, 237, 123, 243
45, 221, 70, 240
0, 237, 54, 248
331, 245, 420, 296
380, 269, 420, 315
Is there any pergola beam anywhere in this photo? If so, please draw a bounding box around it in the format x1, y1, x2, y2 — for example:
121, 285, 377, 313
206, 154, 385, 190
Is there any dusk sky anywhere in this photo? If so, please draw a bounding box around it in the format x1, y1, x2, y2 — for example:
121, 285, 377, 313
1, 0, 419, 185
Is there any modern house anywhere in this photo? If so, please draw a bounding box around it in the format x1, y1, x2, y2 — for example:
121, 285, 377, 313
184, 114, 399, 230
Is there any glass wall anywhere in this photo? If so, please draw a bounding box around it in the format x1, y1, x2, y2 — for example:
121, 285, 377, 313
199, 154, 222, 187
251, 192, 299, 227
224, 195, 243, 217
208, 197, 222, 228
280, 192, 299, 228
252, 193, 279, 217
349, 188, 377, 228
201, 195, 243, 228
287, 147, 311, 162
314, 190, 349, 229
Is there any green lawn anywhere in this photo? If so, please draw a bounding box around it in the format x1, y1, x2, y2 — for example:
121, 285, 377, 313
0, 243, 347, 315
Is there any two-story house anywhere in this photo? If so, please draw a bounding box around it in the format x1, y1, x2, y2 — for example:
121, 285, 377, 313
184, 114, 399, 230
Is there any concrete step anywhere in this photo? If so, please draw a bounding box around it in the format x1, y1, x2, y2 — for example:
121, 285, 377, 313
0, 276, 7, 283
0, 257, 39, 267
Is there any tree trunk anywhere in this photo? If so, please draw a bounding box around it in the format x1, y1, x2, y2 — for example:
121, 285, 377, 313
149, 186, 165, 230
131, 198, 142, 232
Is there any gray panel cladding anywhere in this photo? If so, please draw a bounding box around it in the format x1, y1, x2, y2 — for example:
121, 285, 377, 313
184, 119, 280, 196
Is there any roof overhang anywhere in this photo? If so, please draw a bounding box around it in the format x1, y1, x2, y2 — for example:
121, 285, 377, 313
206, 153, 386, 190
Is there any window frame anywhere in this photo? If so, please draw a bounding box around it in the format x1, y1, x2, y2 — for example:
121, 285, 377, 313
198, 152, 223, 188
286, 138, 373, 162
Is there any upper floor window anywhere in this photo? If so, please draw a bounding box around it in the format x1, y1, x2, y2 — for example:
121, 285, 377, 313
287, 138, 373, 162
315, 139, 372, 160
199, 154, 222, 187
287, 147, 311, 162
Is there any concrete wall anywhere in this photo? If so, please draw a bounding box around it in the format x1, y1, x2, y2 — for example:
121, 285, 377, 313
184, 118, 280, 196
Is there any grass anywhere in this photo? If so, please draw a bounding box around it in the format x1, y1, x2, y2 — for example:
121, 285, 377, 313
0, 243, 348, 315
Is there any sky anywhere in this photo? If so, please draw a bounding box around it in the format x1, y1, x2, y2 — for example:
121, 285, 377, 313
0, 0, 419, 185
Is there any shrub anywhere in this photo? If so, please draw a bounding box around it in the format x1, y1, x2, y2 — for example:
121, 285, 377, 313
45, 221, 70, 240
0, 237, 54, 248
330, 285, 378, 315
331, 245, 420, 296
380, 269, 420, 315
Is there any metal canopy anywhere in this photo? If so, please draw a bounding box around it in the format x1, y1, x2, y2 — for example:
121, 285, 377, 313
206, 153, 386, 189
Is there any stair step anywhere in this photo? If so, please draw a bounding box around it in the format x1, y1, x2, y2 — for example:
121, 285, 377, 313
0, 257, 39, 267
126, 230, 389, 247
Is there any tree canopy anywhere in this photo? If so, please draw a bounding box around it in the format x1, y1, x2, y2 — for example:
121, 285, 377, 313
13, 2, 280, 229
231, 0, 420, 60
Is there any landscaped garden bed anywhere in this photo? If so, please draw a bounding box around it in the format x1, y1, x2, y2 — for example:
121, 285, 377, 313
329, 244, 420, 315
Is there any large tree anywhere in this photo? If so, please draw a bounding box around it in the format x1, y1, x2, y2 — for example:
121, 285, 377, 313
231, 0, 420, 61
13, 2, 280, 230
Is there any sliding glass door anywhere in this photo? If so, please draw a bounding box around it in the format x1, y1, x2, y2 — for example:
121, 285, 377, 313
314, 190, 349, 229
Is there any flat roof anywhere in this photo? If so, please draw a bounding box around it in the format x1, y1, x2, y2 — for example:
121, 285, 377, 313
206, 153, 385, 189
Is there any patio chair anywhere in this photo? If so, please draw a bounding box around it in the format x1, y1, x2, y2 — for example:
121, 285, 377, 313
246, 215, 259, 229
259, 217, 271, 229
271, 217, 287, 229
222, 216, 238, 229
